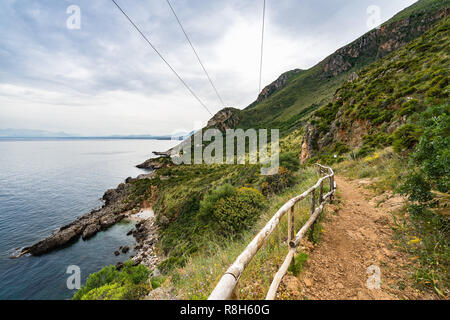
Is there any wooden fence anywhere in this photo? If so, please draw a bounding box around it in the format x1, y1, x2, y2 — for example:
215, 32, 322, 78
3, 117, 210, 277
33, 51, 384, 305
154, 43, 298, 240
208, 164, 336, 300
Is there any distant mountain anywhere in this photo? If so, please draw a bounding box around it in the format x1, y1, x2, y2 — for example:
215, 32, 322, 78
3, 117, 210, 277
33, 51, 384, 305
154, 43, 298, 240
0, 128, 192, 140
0, 128, 74, 138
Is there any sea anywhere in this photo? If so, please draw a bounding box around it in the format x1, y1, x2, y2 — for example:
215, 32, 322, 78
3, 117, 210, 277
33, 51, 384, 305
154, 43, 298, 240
0, 138, 179, 300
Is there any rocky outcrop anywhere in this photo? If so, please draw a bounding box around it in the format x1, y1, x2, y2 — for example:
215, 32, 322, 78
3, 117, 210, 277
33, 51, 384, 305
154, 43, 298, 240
17, 179, 141, 257
136, 158, 169, 170
321, 7, 449, 79
82, 223, 101, 240
152, 151, 173, 157
301, 113, 374, 163
206, 107, 241, 132
257, 69, 301, 102
323, 54, 354, 78
300, 123, 319, 164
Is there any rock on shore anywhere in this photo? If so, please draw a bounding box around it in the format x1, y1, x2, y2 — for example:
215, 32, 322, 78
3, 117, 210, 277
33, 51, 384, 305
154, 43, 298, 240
136, 158, 168, 170
129, 218, 160, 268
17, 178, 140, 257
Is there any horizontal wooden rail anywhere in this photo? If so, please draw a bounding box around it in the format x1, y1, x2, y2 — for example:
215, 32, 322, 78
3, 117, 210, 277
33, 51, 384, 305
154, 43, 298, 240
208, 164, 336, 300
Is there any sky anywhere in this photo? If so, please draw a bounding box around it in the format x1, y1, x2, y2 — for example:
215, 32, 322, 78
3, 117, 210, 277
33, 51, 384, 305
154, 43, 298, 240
0, 0, 417, 136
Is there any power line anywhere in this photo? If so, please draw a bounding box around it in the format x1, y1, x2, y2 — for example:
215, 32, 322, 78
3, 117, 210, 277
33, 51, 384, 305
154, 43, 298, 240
258, 0, 266, 94
166, 0, 226, 108
111, 0, 213, 116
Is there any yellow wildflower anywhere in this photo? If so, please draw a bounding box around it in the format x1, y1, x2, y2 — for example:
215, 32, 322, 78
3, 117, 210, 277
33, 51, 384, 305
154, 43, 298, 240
407, 237, 422, 244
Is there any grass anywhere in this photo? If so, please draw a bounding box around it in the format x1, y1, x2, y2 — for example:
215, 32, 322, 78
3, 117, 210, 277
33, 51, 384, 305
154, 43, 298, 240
336, 147, 406, 194
288, 252, 309, 276
236, 57, 356, 137
392, 205, 449, 298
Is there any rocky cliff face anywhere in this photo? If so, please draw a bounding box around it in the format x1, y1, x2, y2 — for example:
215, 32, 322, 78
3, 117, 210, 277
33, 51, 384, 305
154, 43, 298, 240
256, 69, 302, 103
300, 123, 319, 164
321, 7, 449, 79
206, 107, 241, 132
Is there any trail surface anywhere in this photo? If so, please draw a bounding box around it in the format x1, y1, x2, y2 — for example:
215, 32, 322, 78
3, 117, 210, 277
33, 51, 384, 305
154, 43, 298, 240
279, 176, 435, 300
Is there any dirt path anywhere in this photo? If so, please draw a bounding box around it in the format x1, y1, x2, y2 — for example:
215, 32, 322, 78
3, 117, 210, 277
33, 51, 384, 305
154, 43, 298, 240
279, 175, 435, 300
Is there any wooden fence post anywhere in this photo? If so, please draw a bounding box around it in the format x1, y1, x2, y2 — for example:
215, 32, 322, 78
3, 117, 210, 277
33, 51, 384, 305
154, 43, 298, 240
319, 180, 323, 204
329, 173, 334, 203
288, 206, 295, 244
309, 189, 316, 242
231, 283, 239, 300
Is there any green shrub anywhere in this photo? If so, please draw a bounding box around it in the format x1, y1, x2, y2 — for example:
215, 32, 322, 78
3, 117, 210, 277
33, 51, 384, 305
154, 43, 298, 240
395, 86, 417, 99
261, 167, 295, 195
80, 283, 127, 300
198, 184, 237, 222
150, 276, 166, 289
398, 99, 421, 116
426, 86, 442, 98
410, 104, 450, 193
279, 152, 300, 172
212, 187, 266, 236
430, 75, 445, 86
372, 110, 391, 125
395, 104, 449, 296
392, 124, 422, 153
398, 173, 433, 203
288, 252, 308, 276
158, 256, 187, 274
363, 132, 392, 149
355, 145, 375, 158
73, 261, 150, 300
333, 142, 351, 155
315, 102, 341, 132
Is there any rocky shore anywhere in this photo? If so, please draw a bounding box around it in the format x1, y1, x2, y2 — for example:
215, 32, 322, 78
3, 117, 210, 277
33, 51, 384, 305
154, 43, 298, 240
126, 214, 160, 269
15, 170, 156, 258
136, 158, 169, 170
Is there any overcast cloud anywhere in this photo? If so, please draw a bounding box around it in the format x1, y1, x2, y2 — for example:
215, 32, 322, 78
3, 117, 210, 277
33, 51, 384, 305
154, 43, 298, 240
0, 0, 417, 135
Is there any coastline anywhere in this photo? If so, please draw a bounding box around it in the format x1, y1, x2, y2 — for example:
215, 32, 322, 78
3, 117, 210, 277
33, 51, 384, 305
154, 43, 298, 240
13, 156, 167, 270
0, 139, 180, 299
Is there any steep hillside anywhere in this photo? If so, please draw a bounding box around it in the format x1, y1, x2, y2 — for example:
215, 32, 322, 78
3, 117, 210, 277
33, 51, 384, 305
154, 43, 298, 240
227, 0, 449, 135
300, 14, 449, 164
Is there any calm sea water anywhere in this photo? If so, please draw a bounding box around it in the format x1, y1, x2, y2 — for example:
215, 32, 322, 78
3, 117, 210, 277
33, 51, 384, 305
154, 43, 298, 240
0, 139, 178, 300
